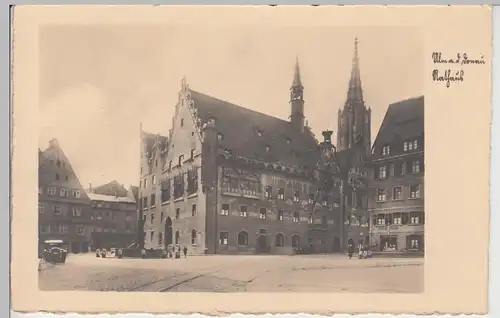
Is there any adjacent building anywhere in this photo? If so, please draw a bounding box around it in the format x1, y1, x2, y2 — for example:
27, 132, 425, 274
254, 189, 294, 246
38, 138, 92, 253
86, 181, 138, 250
367, 96, 425, 252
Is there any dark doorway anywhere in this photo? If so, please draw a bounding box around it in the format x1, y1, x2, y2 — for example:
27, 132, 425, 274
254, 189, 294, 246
71, 242, 80, 254
81, 242, 89, 253
332, 236, 341, 252
255, 234, 268, 254
164, 217, 173, 248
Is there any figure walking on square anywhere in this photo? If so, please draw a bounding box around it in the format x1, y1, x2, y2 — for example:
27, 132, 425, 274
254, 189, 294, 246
183, 246, 188, 258
347, 237, 355, 259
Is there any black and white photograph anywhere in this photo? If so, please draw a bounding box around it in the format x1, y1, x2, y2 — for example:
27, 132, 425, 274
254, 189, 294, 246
36, 23, 425, 293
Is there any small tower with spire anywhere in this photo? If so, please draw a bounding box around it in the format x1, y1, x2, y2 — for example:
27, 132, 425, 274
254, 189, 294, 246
337, 37, 372, 154
290, 56, 305, 133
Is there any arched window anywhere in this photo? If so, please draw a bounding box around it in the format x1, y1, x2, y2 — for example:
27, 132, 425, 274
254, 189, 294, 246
292, 235, 300, 248
175, 230, 180, 245
191, 229, 197, 245
238, 231, 249, 246
276, 233, 284, 247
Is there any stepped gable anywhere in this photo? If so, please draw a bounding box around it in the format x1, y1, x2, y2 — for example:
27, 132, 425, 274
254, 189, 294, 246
372, 96, 424, 151
188, 89, 320, 169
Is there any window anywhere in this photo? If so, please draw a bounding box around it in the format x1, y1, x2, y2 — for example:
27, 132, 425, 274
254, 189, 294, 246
190, 149, 195, 160
160, 211, 164, 223
39, 187, 43, 195
308, 214, 313, 224
191, 229, 197, 245
155, 159, 158, 166
76, 225, 84, 236
152, 174, 156, 185
59, 224, 68, 234
161, 183, 170, 203
265, 186, 272, 198
393, 215, 402, 225
168, 161, 172, 171
240, 206, 248, 218
150, 231, 154, 242
238, 231, 248, 245
72, 190, 81, 198
293, 190, 300, 202
53, 206, 62, 215
192, 204, 197, 216
378, 166, 387, 179
404, 139, 419, 151
275, 233, 284, 247
143, 197, 148, 209
144, 177, 148, 188
410, 184, 421, 199
55, 173, 59, 180
38, 204, 44, 214
56, 159, 61, 167
221, 204, 229, 216
293, 212, 299, 223
286, 138, 291, 144
150, 213, 155, 224
309, 193, 315, 204
265, 145, 271, 153
277, 209, 284, 220
411, 215, 420, 224
151, 194, 156, 207
259, 208, 267, 220
382, 145, 391, 156
256, 130, 263, 137
158, 232, 163, 245
48, 187, 56, 196
393, 187, 402, 200
60, 189, 68, 197
277, 188, 285, 200
178, 155, 184, 166
65, 175, 69, 181
411, 160, 421, 174
377, 189, 387, 202
39, 225, 50, 234
180, 118, 184, 127
175, 208, 180, 220
71, 207, 81, 217
376, 217, 386, 226
219, 232, 229, 245
218, 133, 224, 141
175, 231, 180, 244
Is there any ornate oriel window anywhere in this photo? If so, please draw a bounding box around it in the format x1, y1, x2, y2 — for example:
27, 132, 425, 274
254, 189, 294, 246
173, 173, 185, 199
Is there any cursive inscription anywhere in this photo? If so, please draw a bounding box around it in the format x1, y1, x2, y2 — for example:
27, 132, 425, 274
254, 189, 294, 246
431, 52, 486, 88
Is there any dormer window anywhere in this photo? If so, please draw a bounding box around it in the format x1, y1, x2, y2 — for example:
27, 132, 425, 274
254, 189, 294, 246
209, 116, 216, 124
404, 139, 419, 151
218, 133, 224, 141
190, 149, 195, 160
168, 161, 172, 171
286, 138, 291, 144
180, 118, 184, 127
382, 145, 391, 156
256, 130, 263, 137
178, 155, 184, 166
265, 145, 271, 153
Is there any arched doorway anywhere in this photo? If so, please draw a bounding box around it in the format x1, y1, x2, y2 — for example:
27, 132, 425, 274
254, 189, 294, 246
292, 235, 300, 248
256, 235, 268, 254
164, 217, 173, 248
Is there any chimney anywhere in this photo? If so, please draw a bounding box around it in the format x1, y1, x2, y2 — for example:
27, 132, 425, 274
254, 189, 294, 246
89, 183, 92, 192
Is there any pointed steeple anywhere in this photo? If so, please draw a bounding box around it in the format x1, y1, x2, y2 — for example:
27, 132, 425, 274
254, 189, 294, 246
347, 37, 364, 103
291, 56, 303, 88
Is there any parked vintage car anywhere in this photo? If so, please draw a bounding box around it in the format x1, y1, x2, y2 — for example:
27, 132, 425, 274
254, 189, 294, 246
43, 246, 67, 264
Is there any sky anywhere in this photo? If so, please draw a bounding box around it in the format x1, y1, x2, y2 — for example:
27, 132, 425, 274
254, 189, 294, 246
38, 24, 423, 188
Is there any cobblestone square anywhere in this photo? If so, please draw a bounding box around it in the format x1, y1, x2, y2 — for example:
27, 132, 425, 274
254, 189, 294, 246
39, 254, 424, 293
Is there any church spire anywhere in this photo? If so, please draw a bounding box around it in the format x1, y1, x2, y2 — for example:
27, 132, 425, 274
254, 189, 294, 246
347, 37, 364, 103
291, 56, 303, 88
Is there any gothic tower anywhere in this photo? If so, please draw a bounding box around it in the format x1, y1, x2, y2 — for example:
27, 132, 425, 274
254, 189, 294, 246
336, 37, 372, 155
290, 57, 305, 133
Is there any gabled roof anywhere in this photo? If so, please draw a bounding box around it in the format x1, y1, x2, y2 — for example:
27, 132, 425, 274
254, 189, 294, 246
372, 96, 424, 151
188, 89, 320, 168
91, 180, 129, 198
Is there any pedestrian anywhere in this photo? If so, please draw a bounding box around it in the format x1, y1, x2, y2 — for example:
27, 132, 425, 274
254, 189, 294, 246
183, 246, 188, 258
347, 237, 355, 259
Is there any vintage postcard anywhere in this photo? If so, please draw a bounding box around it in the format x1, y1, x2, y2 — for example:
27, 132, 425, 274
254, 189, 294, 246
11, 5, 491, 315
